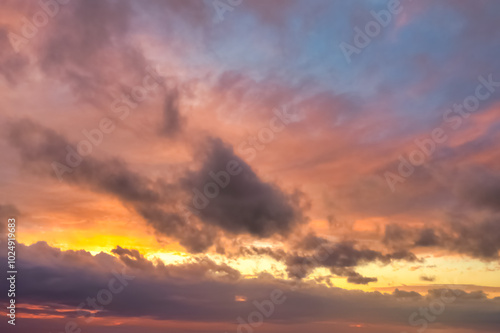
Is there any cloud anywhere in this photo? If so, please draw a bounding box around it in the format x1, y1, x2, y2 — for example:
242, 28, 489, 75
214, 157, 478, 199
427, 289, 489, 301
160, 88, 184, 137
1, 242, 499, 332
181, 138, 305, 238
420, 275, 436, 282
6, 119, 307, 252
344, 271, 378, 285
415, 228, 439, 247
275, 235, 419, 283
455, 167, 500, 212
447, 217, 500, 259
383, 223, 413, 249
7, 118, 165, 204
111, 245, 241, 281
235, 233, 420, 284
0, 204, 20, 239
392, 289, 422, 299
0, 28, 29, 85
5, 118, 209, 252
382, 216, 500, 261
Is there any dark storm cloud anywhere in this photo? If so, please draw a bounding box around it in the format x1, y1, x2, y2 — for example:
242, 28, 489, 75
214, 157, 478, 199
1, 242, 499, 332
182, 138, 305, 238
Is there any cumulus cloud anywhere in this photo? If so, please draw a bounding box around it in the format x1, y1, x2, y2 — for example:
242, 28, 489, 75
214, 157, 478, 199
181, 138, 305, 238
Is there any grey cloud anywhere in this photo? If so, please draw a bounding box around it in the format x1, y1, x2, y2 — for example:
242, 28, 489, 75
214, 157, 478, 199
6, 119, 306, 252
448, 217, 500, 259
111, 245, 241, 281
427, 289, 489, 301
383, 223, 413, 249
0, 204, 20, 239
0, 28, 29, 85
393, 288, 422, 299
182, 138, 305, 238
283, 236, 419, 284
420, 275, 436, 282
1, 242, 499, 332
5, 119, 208, 251
344, 270, 378, 285
160, 88, 184, 137
238, 246, 287, 262
37, 0, 149, 104
383, 217, 500, 261
7, 118, 163, 204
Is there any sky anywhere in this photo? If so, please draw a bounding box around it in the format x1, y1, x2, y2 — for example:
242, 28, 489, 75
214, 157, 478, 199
0, 0, 500, 332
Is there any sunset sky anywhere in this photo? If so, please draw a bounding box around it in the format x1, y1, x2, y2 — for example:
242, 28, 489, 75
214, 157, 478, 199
1, 0, 500, 332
